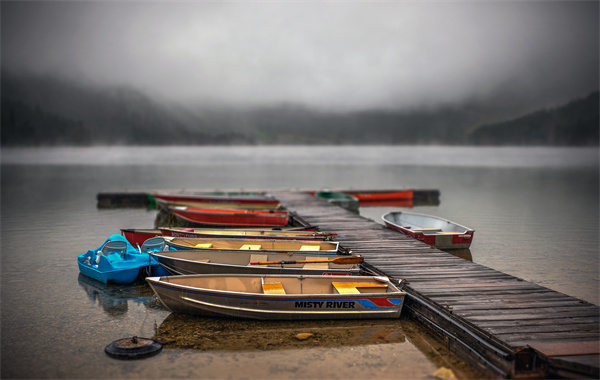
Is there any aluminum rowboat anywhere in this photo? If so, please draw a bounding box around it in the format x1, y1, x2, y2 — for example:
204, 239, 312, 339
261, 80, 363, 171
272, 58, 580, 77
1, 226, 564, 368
146, 274, 406, 320
162, 236, 341, 255
160, 227, 336, 241
382, 211, 474, 249
150, 250, 361, 276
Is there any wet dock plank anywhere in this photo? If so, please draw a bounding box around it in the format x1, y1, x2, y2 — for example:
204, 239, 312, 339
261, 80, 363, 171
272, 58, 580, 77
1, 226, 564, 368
271, 190, 600, 379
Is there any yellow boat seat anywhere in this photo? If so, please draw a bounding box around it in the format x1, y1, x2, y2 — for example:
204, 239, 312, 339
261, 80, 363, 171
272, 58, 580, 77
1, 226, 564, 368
262, 282, 286, 294
436, 231, 460, 234
240, 244, 261, 250
300, 245, 320, 251
410, 228, 441, 232
194, 243, 213, 248
332, 282, 388, 294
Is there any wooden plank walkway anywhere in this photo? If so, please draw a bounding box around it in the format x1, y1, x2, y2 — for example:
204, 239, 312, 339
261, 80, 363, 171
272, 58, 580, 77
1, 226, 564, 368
272, 190, 600, 379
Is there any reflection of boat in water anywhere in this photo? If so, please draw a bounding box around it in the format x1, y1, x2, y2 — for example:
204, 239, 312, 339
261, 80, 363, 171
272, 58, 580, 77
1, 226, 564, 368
153, 312, 406, 351
448, 248, 473, 261
77, 274, 154, 317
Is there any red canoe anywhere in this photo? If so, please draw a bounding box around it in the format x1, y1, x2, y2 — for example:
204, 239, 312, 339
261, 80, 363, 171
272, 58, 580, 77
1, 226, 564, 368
171, 207, 290, 227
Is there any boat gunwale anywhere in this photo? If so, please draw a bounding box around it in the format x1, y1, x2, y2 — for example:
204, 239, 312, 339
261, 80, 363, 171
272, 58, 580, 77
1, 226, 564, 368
162, 236, 340, 252
147, 278, 405, 302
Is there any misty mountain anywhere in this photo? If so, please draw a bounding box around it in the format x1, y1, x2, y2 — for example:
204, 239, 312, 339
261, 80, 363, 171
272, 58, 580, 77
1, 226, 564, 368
1, 70, 598, 146
1, 71, 253, 146
467, 92, 599, 146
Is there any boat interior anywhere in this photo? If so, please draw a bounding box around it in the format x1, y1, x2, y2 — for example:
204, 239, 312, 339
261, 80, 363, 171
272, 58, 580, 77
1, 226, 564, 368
158, 275, 398, 295
153, 250, 357, 269
388, 213, 468, 234
163, 237, 339, 252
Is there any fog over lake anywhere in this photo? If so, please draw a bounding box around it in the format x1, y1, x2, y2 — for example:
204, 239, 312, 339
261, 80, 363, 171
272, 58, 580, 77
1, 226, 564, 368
3, 1, 598, 113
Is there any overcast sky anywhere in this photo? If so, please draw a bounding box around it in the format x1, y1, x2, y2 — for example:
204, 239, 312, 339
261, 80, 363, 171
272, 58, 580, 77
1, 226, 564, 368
2, 1, 598, 111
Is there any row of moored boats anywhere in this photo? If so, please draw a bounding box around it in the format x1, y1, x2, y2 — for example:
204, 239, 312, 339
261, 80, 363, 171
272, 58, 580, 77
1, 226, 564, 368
78, 190, 474, 320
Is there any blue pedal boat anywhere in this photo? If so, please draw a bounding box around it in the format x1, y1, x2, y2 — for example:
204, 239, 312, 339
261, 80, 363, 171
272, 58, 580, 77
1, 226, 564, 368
77, 234, 169, 284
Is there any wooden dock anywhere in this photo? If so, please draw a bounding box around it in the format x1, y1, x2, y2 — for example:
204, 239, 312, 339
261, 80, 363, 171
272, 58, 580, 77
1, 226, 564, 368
270, 191, 600, 379
98, 188, 598, 378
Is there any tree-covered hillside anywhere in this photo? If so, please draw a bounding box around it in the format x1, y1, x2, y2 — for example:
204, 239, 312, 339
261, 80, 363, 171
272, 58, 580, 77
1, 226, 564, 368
2, 70, 598, 146
467, 92, 599, 146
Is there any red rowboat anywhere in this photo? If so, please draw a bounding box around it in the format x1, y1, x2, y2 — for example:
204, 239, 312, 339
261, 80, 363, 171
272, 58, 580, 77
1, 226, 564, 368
346, 190, 414, 202
382, 211, 474, 250
151, 192, 280, 206
121, 229, 162, 247
171, 207, 290, 227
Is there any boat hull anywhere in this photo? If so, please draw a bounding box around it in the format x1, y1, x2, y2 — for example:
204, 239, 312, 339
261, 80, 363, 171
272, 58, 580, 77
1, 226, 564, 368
147, 274, 405, 320
382, 211, 474, 249
171, 207, 289, 227
77, 259, 141, 284
121, 229, 162, 247
348, 190, 414, 202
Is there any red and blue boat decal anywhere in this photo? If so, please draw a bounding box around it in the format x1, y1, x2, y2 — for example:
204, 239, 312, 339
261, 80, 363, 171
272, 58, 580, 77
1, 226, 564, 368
357, 298, 403, 309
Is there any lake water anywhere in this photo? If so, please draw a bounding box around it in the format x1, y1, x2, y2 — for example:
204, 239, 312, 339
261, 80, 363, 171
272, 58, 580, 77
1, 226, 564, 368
1, 145, 598, 379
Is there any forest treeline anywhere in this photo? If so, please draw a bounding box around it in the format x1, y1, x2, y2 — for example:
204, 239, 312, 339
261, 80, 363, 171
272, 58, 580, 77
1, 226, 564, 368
467, 91, 598, 146
2, 71, 598, 146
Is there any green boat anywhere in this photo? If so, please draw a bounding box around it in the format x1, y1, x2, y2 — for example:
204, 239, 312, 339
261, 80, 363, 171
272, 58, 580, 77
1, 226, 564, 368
315, 191, 359, 213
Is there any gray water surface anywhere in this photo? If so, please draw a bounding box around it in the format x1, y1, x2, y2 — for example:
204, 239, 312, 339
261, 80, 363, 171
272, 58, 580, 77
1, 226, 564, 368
1, 145, 597, 379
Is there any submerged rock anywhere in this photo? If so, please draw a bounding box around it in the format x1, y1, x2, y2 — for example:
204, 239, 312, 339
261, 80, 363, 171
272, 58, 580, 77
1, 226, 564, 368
294, 333, 314, 341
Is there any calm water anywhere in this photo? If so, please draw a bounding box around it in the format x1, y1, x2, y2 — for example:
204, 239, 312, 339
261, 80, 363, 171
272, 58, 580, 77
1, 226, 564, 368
1, 145, 598, 379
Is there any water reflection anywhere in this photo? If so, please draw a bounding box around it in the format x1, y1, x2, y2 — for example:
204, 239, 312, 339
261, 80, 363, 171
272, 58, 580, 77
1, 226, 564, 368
151, 313, 486, 379
77, 274, 154, 317
153, 313, 406, 351
445, 248, 473, 262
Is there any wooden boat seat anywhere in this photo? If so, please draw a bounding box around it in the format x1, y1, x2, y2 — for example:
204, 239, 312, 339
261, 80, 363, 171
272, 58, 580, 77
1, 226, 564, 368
332, 282, 388, 294
196, 259, 211, 263
303, 256, 328, 269
262, 282, 286, 294
249, 254, 268, 266
240, 244, 261, 250
300, 245, 320, 251
194, 243, 213, 248
436, 231, 460, 234
410, 228, 441, 232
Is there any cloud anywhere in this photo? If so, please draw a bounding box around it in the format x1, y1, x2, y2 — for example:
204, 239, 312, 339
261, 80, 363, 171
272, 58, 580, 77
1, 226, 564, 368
2, 1, 598, 111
